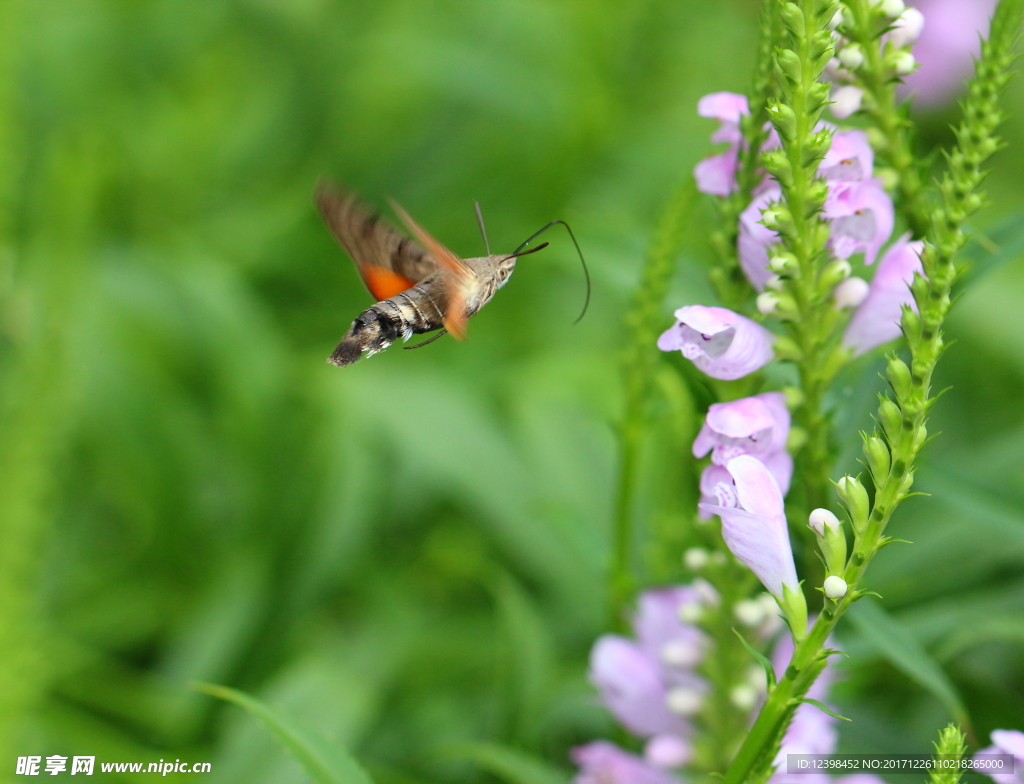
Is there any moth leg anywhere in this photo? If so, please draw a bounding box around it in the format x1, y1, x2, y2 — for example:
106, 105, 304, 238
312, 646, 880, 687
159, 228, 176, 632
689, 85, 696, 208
403, 329, 448, 350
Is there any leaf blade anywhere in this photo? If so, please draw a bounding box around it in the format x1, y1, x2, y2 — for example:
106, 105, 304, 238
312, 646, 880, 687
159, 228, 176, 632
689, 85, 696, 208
192, 682, 374, 784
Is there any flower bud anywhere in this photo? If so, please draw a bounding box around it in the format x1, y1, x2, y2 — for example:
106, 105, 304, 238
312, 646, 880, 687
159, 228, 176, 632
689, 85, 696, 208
864, 435, 891, 483
878, 398, 902, 443
887, 357, 912, 400
678, 601, 703, 623
900, 470, 915, 494
693, 578, 720, 606
878, 0, 904, 16
890, 7, 925, 47
831, 85, 863, 119
786, 426, 808, 452
823, 575, 848, 599
783, 386, 804, 409
892, 51, 916, 75
684, 547, 710, 570
914, 423, 928, 450
834, 277, 869, 309
769, 250, 798, 274
826, 5, 844, 30
806, 508, 834, 535
809, 508, 846, 575
837, 475, 869, 534
734, 598, 766, 627
666, 686, 703, 716
730, 683, 759, 710
820, 258, 852, 290
766, 275, 785, 291
838, 44, 864, 69
757, 292, 780, 315
662, 640, 703, 669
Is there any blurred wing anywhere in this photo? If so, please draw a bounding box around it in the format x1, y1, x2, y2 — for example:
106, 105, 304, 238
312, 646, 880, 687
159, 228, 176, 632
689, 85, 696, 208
389, 199, 472, 340
315, 181, 439, 301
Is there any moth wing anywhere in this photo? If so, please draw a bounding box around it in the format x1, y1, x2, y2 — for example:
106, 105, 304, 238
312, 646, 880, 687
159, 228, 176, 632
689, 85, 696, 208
315, 181, 439, 301
389, 199, 473, 341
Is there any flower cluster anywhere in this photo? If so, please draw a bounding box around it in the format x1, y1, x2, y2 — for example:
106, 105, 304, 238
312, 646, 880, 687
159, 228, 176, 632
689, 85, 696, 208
977, 729, 1024, 784
827, 0, 927, 118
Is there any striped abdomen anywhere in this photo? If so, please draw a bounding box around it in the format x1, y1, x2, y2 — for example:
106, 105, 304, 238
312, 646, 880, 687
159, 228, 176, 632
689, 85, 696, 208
328, 277, 448, 366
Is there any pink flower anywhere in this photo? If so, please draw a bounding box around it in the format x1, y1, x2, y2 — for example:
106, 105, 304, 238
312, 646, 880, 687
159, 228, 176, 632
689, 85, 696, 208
975, 729, 1024, 784
693, 392, 793, 495
901, 0, 998, 108
644, 735, 692, 769
737, 130, 892, 289
843, 234, 924, 355
658, 305, 775, 380
738, 186, 782, 291
823, 179, 894, 265
694, 92, 749, 196
633, 587, 707, 674
572, 742, 682, 784
698, 455, 799, 598
589, 636, 691, 737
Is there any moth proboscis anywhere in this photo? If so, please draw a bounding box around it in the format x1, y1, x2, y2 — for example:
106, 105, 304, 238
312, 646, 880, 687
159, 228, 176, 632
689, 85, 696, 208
315, 181, 588, 367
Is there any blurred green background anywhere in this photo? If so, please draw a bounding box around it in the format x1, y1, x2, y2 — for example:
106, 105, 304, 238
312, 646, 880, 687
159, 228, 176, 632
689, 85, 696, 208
2, 0, 1023, 781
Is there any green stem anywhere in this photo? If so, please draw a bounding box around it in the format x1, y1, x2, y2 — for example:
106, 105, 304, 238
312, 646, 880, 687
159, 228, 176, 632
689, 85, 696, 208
609, 184, 697, 629
844, 0, 930, 236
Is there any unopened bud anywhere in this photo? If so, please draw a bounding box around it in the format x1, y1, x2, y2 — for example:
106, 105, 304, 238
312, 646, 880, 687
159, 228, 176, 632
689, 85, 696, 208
887, 357, 912, 400
662, 640, 703, 669
826, 5, 844, 30
834, 276, 870, 308
757, 292, 780, 315
678, 601, 703, 624
914, 424, 928, 450
730, 684, 759, 711
808, 508, 840, 536
810, 508, 847, 575
769, 251, 798, 274
783, 386, 804, 409
890, 7, 925, 47
878, 0, 905, 16
693, 578, 720, 606
837, 475, 870, 534
864, 435, 891, 482
734, 598, 766, 627
821, 258, 853, 290
766, 274, 785, 291
645, 735, 691, 769
838, 43, 864, 69
666, 686, 703, 716
879, 398, 902, 443
786, 426, 808, 452
823, 575, 848, 599
684, 547, 710, 570
830, 85, 863, 119
900, 470, 915, 494
892, 51, 916, 75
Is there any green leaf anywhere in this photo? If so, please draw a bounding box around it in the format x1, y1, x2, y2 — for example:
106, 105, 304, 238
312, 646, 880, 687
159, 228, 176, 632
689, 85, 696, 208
440, 742, 567, 784
845, 599, 971, 730
192, 682, 374, 784
733, 628, 776, 691
956, 209, 1024, 294
799, 698, 851, 721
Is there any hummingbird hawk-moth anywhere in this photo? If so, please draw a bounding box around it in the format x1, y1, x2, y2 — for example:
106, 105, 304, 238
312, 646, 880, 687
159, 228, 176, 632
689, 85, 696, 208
315, 181, 587, 367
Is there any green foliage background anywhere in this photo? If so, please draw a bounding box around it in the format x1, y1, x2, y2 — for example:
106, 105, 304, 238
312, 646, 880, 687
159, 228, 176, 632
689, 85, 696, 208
1, 0, 1023, 781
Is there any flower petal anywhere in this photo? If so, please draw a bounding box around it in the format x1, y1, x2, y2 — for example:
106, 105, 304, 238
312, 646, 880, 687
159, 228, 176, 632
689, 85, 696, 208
697, 91, 750, 123
843, 233, 924, 355
695, 149, 739, 196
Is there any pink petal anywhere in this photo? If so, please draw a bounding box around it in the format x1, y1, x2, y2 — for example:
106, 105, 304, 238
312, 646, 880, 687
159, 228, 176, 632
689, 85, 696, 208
820, 129, 874, 181
699, 456, 797, 597
737, 187, 782, 291
573, 741, 682, 784
900, 0, 997, 108
706, 396, 775, 438
694, 149, 739, 196
697, 91, 750, 123
589, 636, 689, 737
843, 233, 924, 355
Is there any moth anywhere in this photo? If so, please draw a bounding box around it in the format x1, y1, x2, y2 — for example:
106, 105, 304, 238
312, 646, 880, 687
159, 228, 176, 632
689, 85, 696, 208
316, 181, 587, 367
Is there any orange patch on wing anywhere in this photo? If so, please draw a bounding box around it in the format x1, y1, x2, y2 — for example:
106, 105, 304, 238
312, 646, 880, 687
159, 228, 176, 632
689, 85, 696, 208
361, 266, 416, 301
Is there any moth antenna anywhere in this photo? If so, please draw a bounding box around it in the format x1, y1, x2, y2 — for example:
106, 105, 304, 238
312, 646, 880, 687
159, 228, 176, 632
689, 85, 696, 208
474, 201, 491, 256
510, 220, 590, 324
404, 328, 448, 350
